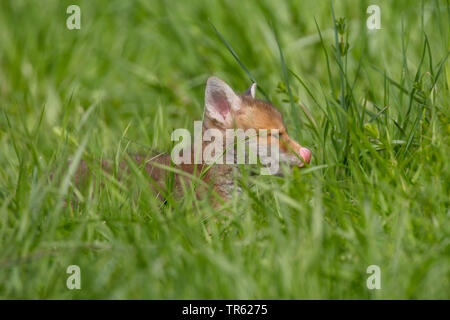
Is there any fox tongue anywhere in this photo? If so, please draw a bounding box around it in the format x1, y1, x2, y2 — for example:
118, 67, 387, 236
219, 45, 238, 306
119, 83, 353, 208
299, 147, 311, 164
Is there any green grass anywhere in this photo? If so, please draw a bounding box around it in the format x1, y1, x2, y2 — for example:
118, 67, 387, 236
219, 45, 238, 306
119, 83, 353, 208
0, 0, 449, 299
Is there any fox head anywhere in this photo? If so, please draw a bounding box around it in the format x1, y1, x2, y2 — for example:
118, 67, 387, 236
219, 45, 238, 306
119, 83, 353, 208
202, 76, 311, 172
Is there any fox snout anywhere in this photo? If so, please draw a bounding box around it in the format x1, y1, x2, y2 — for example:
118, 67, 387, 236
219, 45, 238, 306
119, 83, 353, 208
277, 130, 311, 168
279, 142, 311, 169
299, 147, 311, 165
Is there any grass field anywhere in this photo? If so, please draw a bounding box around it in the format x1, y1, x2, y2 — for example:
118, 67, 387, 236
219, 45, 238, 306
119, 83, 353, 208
0, 0, 449, 299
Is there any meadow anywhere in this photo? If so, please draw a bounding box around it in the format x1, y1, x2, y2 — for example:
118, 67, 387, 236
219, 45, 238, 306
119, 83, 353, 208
0, 0, 449, 299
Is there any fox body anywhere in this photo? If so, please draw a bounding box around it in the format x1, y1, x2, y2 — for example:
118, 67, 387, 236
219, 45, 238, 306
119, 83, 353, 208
72, 77, 311, 206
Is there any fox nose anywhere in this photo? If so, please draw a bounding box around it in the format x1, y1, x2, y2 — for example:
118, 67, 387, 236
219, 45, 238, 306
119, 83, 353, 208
299, 147, 311, 164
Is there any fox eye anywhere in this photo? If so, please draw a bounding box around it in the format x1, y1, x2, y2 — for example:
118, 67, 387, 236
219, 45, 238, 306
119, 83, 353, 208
267, 130, 284, 139
269, 132, 280, 139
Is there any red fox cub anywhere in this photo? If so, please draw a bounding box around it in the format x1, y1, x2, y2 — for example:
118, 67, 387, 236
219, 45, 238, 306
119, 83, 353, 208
72, 77, 311, 206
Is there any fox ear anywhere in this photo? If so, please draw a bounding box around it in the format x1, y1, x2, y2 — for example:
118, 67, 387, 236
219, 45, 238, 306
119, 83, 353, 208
205, 77, 241, 126
244, 82, 257, 98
